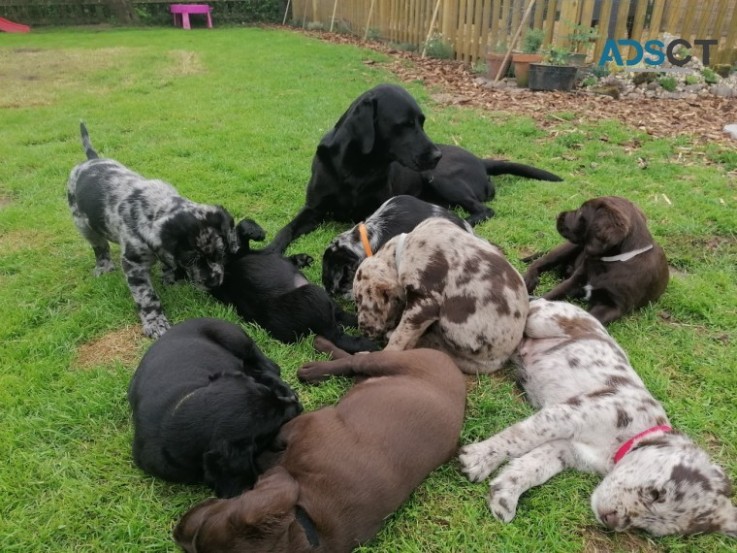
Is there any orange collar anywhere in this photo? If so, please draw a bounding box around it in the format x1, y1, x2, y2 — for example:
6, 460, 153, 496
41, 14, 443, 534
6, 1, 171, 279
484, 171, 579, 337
358, 223, 373, 257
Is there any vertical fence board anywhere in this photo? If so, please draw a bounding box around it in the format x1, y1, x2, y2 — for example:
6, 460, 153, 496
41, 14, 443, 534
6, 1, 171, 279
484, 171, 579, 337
543, 0, 558, 48
647, 0, 666, 40
630, 0, 649, 44
592, 0, 614, 61
720, 0, 737, 62
695, 0, 714, 42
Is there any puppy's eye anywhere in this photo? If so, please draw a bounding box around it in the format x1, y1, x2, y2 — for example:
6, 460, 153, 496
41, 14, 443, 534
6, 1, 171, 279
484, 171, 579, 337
646, 488, 664, 504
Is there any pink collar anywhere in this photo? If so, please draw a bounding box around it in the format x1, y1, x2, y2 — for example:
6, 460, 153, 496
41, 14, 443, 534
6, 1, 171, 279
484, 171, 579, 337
614, 425, 672, 464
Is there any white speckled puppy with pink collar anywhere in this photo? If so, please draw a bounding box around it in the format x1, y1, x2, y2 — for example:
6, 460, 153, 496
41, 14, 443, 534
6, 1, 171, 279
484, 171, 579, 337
459, 299, 737, 537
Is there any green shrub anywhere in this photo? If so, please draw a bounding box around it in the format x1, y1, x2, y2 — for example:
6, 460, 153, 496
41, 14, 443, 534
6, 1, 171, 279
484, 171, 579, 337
658, 76, 677, 92
424, 33, 454, 59
684, 74, 700, 85
702, 67, 719, 84
521, 28, 545, 53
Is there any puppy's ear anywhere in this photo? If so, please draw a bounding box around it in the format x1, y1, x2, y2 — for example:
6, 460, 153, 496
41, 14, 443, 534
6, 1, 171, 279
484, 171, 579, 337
234, 466, 300, 527
585, 202, 632, 256
320, 96, 376, 159
346, 96, 376, 155
173, 497, 220, 550
214, 208, 239, 254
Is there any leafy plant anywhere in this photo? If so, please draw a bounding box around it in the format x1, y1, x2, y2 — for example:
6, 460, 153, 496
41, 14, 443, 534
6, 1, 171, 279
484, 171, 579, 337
424, 32, 454, 59
542, 45, 571, 65
581, 75, 598, 87
472, 59, 487, 74
566, 23, 599, 53
491, 40, 508, 54
658, 75, 677, 92
684, 74, 700, 85
702, 67, 719, 84
521, 28, 545, 53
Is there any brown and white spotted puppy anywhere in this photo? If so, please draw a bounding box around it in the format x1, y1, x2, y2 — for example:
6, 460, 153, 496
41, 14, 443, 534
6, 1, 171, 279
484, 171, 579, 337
352, 217, 528, 374
459, 299, 737, 537
67, 123, 238, 338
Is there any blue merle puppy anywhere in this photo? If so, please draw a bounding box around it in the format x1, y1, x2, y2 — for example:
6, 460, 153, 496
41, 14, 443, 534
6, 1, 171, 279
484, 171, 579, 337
66, 123, 238, 338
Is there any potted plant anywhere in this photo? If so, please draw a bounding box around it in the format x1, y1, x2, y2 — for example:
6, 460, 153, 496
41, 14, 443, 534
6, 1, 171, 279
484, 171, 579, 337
512, 28, 544, 87
566, 23, 599, 66
486, 41, 510, 80
528, 46, 579, 91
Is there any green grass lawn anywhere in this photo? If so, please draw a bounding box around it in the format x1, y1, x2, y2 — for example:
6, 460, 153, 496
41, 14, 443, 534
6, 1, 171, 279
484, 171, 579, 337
1, 26, 735, 553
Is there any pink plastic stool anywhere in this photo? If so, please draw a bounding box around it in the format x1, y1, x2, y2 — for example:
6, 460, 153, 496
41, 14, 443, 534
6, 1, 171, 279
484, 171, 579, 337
170, 4, 212, 30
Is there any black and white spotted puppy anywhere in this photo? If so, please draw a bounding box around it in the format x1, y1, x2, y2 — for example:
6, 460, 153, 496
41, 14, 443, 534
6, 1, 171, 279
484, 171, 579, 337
67, 123, 237, 338
459, 299, 737, 537
321, 195, 472, 298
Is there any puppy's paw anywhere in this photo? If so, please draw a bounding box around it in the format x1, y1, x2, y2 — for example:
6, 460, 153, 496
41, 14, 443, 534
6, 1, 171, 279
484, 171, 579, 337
290, 253, 313, 268
93, 260, 115, 276
297, 362, 331, 383
142, 315, 170, 339
523, 272, 539, 293
488, 481, 519, 523
458, 442, 503, 483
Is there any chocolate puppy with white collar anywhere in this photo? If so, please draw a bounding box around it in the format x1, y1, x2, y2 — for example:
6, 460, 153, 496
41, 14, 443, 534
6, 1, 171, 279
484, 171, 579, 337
523, 196, 668, 324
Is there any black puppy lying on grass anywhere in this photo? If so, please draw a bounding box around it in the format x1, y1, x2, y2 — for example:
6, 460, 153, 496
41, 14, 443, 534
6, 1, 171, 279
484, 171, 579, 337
128, 318, 301, 498
210, 219, 378, 353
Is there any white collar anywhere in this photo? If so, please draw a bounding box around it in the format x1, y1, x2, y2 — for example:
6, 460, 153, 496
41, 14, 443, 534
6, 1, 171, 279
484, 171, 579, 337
600, 244, 653, 262
394, 233, 407, 273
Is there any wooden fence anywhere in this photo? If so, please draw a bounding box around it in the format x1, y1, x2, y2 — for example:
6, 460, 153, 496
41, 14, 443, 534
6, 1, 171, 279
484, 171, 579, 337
291, 0, 737, 65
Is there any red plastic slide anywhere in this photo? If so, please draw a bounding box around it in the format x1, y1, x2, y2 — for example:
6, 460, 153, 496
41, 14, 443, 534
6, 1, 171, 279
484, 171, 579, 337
0, 17, 30, 33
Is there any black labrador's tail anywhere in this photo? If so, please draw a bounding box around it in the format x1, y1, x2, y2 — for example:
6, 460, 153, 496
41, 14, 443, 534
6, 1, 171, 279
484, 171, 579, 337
483, 160, 562, 181
79, 122, 99, 160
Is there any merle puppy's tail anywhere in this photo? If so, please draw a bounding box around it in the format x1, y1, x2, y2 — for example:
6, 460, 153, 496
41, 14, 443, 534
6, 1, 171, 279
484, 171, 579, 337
79, 121, 99, 160
483, 160, 562, 181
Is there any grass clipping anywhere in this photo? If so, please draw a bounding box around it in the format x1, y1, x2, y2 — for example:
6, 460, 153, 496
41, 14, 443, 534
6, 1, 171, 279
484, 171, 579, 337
73, 325, 145, 371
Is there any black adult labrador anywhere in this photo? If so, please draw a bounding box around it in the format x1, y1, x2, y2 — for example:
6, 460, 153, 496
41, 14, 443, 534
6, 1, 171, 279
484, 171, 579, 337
210, 219, 378, 353
128, 318, 302, 498
266, 83, 561, 253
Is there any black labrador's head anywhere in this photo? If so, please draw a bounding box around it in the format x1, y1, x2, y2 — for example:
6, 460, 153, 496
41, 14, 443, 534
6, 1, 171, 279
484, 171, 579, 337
318, 84, 442, 173
203, 374, 302, 499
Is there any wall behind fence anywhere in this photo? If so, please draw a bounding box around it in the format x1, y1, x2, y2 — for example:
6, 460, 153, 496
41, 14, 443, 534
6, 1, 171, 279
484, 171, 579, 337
291, 0, 737, 65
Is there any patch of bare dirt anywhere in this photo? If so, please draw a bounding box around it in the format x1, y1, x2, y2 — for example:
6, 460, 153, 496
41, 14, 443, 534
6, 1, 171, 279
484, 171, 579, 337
0, 196, 11, 210
73, 325, 146, 370
0, 229, 53, 254
291, 28, 737, 145
581, 526, 659, 553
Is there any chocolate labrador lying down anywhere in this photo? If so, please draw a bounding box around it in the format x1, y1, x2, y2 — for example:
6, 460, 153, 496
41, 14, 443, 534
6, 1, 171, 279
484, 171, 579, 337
174, 342, 466, 553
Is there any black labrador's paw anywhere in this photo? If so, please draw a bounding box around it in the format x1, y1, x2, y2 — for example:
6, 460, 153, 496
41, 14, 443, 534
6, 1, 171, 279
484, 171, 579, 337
236, 218, 267, 243
289, 253, 314, 269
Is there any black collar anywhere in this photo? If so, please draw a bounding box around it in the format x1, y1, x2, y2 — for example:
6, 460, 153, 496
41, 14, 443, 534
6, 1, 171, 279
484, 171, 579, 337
295, 505, 320, 548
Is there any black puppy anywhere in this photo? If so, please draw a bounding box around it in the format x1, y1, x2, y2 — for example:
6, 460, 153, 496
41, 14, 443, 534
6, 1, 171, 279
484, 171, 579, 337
267, 84, 561, 253
211, 219, 378, 353
321, 195, 473, 298
128, 318, 301, 498
390, 143, 562, 226
266, 83, 442, 253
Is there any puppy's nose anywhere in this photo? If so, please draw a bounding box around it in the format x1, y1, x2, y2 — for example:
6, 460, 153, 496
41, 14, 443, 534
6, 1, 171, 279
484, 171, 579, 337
599, 510, 619, 529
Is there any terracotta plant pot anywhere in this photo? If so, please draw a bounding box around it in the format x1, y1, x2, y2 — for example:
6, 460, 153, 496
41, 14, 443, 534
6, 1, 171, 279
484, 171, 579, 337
512, 52, 543, 87
486, 52, 511, 80
528, 63, 578, 91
